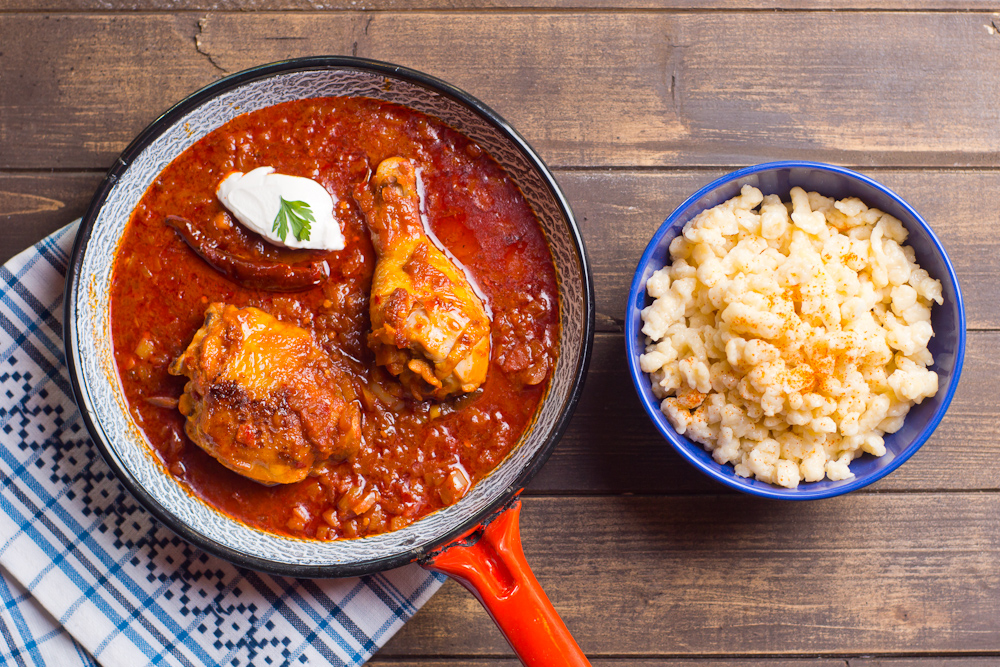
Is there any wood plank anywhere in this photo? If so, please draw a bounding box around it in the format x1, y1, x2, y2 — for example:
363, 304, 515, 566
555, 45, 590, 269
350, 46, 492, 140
0, 14, 221, 171
381, 494, 1000, 656
3, 0, 996, 9
2, 12, 1000, 170
850, 661, 1000, 667
0, 173, 103, 263
366, 661, 995, 666
369, 659, 848, 666
528, 329, 1000, 494
3, 169, 998, 329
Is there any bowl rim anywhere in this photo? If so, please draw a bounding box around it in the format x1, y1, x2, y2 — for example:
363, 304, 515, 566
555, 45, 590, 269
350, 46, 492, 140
624, 160, 966, 500
64, 56, 595, 575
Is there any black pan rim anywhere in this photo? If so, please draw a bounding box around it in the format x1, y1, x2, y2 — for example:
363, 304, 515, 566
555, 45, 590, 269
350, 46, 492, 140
64, 56, 595, 578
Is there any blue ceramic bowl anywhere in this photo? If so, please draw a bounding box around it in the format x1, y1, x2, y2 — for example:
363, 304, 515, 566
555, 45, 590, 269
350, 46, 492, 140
625, 161, 966, 499
66, 58, 594, 576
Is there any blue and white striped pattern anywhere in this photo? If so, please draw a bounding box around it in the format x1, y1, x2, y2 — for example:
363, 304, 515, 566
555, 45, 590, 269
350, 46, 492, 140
0, 223, 444, 667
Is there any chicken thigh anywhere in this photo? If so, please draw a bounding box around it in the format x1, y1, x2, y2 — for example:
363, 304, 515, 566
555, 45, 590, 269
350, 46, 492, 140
353, 157, 492, 400
169, 303, 361, 485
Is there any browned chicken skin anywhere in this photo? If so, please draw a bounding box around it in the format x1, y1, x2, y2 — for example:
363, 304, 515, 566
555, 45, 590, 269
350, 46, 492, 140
353, 157, 492, 400
169, 303, 361, 485
167, 158, 489, 486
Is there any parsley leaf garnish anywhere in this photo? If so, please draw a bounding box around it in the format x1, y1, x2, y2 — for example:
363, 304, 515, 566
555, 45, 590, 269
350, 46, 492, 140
273, 197, 314, 243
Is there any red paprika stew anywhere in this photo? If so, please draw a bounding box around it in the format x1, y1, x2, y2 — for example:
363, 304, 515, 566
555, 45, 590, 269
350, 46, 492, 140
110, 97, 559, 541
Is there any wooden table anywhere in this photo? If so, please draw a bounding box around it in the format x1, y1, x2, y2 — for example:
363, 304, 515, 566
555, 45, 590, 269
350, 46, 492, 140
3, 2, 999, 665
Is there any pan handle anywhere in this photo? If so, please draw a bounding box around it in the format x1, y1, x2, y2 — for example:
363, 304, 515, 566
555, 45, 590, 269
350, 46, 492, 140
421, 498, 591, 667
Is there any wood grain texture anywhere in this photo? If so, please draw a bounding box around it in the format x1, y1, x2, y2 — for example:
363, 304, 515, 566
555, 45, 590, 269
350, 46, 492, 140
2, 12, 1000, 170
850, 661, 1000, 667
0, 173, 103, 261
381, 493, 1000, 656
365, 660, 1000, 666
3, 170, 998, 328
0, 14, 216, 171
365, 658, 1000, 666
369, 660, 849, 666
365, 655, 997, 667
3, 0, 997, 9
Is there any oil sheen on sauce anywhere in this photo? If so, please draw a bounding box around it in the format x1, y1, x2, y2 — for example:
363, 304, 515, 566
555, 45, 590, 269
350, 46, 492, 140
109, 96, 559, 541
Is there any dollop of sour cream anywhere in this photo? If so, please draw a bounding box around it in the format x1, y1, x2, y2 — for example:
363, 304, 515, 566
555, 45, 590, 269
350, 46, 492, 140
216, 167, 346, 251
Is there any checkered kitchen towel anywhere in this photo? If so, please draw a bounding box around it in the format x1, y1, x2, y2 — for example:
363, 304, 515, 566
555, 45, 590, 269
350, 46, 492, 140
0, 222, 444, 667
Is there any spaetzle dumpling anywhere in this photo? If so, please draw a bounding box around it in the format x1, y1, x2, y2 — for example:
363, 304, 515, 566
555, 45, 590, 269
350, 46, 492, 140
640, 185, 943, 488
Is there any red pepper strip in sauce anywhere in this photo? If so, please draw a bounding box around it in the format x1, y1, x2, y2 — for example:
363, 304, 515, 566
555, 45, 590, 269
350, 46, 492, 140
165, 215, 330, 292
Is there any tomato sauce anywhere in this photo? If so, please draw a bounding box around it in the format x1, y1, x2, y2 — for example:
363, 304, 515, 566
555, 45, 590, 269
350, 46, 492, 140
110, 97, 559, 541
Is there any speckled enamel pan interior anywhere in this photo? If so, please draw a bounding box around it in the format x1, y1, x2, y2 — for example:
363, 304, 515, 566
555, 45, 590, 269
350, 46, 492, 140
65, 57, 594, 577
